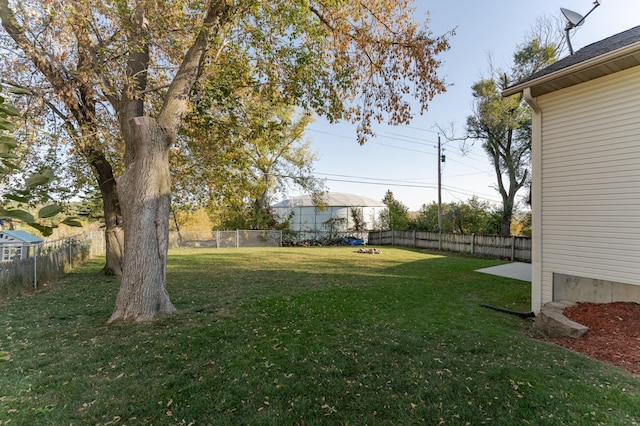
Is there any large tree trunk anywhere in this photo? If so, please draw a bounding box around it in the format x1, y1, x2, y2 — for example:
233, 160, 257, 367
88, 153, 125, 276
101, 182, 125, 277
500, 198, 514, 237
108, 117, 175, 322
500, 214, 512, 237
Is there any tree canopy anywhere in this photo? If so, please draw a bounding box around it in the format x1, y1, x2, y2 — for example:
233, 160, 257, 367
176, 50, 325, 230
380, 189, 410, 230
0, 0, 452, 322
0, 84, 82, 234
466, 34, 558, 236
408, 197, 502, 235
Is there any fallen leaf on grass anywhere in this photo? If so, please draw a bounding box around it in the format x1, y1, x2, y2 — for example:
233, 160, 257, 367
321, 403, 337, 415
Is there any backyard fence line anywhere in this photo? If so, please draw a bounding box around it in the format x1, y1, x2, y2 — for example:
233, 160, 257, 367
367, 230, 532, 262
0, 228, 531, 300
0, 231, 103, 299
281, 230, 370, 245
170, 230, 283, 249
169, 229, 375, 248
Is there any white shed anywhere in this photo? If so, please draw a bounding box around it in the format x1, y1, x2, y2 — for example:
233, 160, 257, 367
503, 25, 640, 313
272, 192, 387, 240
0, 230, 43, 262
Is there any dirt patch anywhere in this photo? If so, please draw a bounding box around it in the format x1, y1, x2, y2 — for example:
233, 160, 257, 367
547, 302, 640, 376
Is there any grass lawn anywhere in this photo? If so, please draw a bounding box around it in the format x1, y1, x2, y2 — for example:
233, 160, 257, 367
0, 247, 638, 425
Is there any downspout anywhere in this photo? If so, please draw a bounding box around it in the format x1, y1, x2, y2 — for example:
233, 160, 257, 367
523, 87, 543, 314
523, 87, 540, 113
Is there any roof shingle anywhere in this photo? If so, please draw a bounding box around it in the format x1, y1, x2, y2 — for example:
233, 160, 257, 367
507, 25, 640, 90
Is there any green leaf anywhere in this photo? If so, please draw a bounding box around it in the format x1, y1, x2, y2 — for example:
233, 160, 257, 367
2, 209, 35, 223
4, 193, 29, 203
0, 103, 20, 117
62, 217, 83, 227
38, 204, 63, 219
28, 222, 53, 237
41, 167, 55, 180
0, 135, 18, 147
0, 119, 15, 131
2, 161, 19, 170
8, 87, 32, 95
0, 152, 19, 159
25, 173, 52, 189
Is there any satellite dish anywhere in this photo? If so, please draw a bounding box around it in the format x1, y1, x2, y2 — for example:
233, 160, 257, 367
561, 1, 602, 55
560, 7, 585, 29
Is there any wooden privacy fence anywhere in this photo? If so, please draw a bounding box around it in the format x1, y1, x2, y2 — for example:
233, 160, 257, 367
368, 230, 531, 262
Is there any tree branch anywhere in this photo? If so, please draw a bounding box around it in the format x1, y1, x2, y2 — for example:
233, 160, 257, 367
0, 0, 71, 106
157, 0, 234, 140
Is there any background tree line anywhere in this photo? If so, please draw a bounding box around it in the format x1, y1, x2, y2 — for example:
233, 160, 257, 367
380, 190, 531, 236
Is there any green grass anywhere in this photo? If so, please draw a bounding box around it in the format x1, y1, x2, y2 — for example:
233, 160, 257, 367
0, 247, 638, 425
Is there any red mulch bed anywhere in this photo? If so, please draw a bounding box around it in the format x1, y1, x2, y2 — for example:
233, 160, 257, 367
548, 301, 640, 376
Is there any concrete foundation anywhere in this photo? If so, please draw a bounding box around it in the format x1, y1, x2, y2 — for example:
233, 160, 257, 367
553, 273, 640, 304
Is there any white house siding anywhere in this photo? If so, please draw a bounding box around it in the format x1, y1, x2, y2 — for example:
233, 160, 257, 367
537, 66, 640, 305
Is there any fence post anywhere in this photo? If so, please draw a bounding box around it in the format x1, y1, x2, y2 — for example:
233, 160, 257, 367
413, 230, 417, 247
68, 238, 73, 270
33, 247, 37, 289
236, 230, 239, 248
471, 233, 475, 254
438, 232, 442, 251
511, 236, 516, 261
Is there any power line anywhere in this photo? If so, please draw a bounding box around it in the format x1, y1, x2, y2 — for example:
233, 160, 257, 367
309, 127, 491, 168
307, 128, 356, 141
280, 172, 437, 189
380, 131, 439, 146
374, 142, 436, 156
315, 172, 434, 185
309, 172, 502, 204
442, 186, 502, 203
444, 156, 493, 173
402, 125, 440, 134
322, 176, 438, 190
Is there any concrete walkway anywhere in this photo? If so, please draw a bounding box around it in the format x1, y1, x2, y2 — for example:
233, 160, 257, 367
476, 262, 531, 282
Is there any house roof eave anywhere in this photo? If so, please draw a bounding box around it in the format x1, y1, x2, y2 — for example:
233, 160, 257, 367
502, 40, 640, 98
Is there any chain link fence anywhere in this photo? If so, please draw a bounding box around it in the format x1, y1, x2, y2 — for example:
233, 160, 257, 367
1, 228, 369, 300
170, 230, 283, 249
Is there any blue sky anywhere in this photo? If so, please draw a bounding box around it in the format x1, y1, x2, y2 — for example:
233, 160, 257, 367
294, 0, 640, 211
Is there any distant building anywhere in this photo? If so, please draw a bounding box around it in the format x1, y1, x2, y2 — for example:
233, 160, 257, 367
272, 192, 387, 240
0, 230, 43, 261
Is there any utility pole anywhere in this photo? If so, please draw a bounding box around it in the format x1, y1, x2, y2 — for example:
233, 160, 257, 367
437, 133, 443, 232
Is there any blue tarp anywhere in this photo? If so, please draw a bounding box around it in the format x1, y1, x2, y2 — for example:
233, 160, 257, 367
341, 237, 365, 246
